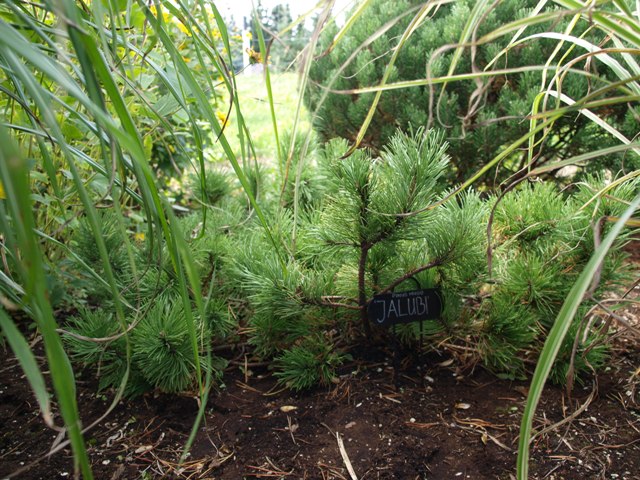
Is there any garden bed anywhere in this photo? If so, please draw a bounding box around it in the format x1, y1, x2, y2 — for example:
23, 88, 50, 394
1, 337, 638, 480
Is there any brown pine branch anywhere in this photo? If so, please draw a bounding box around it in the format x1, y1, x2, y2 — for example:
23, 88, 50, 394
376, 258, 444, 297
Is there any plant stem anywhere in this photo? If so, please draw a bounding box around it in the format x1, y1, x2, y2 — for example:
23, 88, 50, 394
358, 241, 372, 339
377, 258, 444, 295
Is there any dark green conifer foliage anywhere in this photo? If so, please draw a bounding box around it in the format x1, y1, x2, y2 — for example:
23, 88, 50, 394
64, 192, 240, 397
274, 334, 347, 391
238, 128, 489, 384
314, 128, 483, 337
279, 130, 323, 212
72, 211, 129, 303
63, 135, 636, 393
480, 179, 636, 381
132, 297, 205, 393
306, 0, 637, 182
64, 308, 150, 397
190, 169, 231, 206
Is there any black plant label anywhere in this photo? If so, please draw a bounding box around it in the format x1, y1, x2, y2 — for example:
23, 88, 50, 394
367, 289, 443, 327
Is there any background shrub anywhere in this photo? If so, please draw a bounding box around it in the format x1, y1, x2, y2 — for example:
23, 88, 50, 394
306, 0, 639, 183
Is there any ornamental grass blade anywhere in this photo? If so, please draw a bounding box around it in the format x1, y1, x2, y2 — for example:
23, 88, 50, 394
553, 0, 640, 47
321, 0, 373, 56
343, 2, 438, 156
253, 8, 284, 176
0, 124, 93, 479
517, 193, 640, 479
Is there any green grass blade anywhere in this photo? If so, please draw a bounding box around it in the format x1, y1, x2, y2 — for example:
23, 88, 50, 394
253, 9, 284, 175
139, 1, 287, 272
553, 0, 640, 47
516, 193, 640, 479
321, 0, 374, 56
528, 143, 640, 175
0, 124, 93, 479
435, 0, 491, 112
321, 64, 599, 94
344, 2, 438, 155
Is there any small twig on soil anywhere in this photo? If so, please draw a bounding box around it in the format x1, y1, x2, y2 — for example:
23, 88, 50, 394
448, 415, 512, 452
235, 380, 264, 394
229, 359, 271, 368
321, 422, 335, 436
263, 385, 288, 396
592, 298, 640, 337
317, 463, 348, 480
531, 381, 597, 442
246, 461, 294, 477
452, 416, 508, 430
379, 393, 401, 404
405, 421, 439, 429
287, 415, 298, 446
336, 432, 358, 480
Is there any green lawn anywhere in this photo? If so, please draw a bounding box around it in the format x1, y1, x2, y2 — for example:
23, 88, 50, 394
218, 71, 310, 167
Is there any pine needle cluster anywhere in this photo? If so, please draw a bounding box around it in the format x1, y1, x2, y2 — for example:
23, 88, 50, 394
237, 128, 489, 384
62, 133, 637, 393
63, 195, 241, 396
236, 130, 637, 389
476, 178, 637, 380
306, 0, 639, 182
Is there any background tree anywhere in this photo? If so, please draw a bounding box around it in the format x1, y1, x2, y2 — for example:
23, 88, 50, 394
305, 0, 639, 184
250, 2, 311, 71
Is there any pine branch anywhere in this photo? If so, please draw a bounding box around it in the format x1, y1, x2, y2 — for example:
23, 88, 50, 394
324, 239, 359, 248
320, 301, 363, 311
301, 296, 361, 311
358, 241, 372, 338
376, 257, 444, 296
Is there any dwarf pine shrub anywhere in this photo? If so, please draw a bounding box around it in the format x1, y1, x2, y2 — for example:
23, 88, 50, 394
236, 129, 637, 389
476, 179, 637, 380
62, 129, 637, 394
237, 128, 489, 383
63, 193, 241, 396
305, 0, 639, 182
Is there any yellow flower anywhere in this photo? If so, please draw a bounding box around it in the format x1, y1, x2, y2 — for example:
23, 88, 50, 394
134, 232, 145, 242
0, 181, 5, 199
174, 19, 191, 36
216, 111, 228, 127
245, 31, 252, 40
246, 48, 262, 65
149, 5, 170, 23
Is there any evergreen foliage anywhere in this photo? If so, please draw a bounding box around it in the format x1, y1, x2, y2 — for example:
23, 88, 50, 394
64, 308, 150, 397
305, 0, 638, 182
237, 129, 489, 382
274, 334, 348, 391
236, 130, 636, 389
279, 130, 323, 212
63, 191, 241, 397
190, 169, 231, 207
478, 179, 636, 381
132, 297, 205, 393
62, 128, 637, 394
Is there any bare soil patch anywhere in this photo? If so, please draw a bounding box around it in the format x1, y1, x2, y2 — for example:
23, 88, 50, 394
1, 337, 639, 480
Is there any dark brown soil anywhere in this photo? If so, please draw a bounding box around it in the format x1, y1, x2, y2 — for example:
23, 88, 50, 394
1, 337, 639, 480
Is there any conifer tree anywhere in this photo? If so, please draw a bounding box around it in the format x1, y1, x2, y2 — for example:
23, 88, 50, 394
237, 129, 489, 387
236, 129, 637, 389
306, 0, 638, 182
